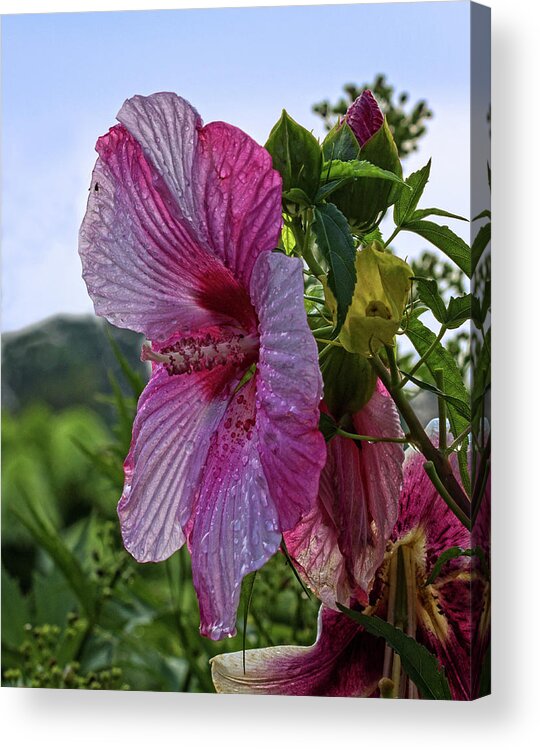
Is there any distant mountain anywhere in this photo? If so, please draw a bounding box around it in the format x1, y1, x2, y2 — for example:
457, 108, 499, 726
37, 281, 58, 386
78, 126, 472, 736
2, 313, 439, 427
1, 315, 147, 419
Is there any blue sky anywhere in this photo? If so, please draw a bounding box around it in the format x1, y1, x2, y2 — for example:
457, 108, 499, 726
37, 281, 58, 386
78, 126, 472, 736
1, 2, 481, 332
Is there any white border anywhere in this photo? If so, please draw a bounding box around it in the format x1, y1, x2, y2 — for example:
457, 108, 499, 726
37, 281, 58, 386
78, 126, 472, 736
1, 1, 539, 748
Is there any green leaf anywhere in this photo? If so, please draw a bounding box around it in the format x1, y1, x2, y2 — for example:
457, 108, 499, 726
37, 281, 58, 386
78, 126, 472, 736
471, 222, 491, 274
283, 188, 312, 208
9, 487, 98, 620
322, 159, 407, 187
394, 160, 431, 226
446, 294, 472, 329
411, 208, 468, 222
414, 277, 447, 324
400, 370, 471, 421
424, 546, 487, 586
406, 316, 470, 440
402, 220, 471, 277
312, 203, 357, 332
315, 180, 348, 203
472, 209, 491, 222
106, 326, 145, 398
336, 606, 452, 700
1, 566, 31, 648
265, 110, 322, 200
321, 121, 360, 162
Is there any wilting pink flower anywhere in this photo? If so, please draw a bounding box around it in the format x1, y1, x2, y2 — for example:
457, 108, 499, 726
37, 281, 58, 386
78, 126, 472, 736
346, 90, 384, 146
284, 381, 404, 608
79, 93, 326, 639
212, 422, 489, 699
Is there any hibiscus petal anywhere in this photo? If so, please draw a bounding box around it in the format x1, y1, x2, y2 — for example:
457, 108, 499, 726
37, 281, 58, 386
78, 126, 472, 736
196, 121, 283, 287
189, 375, 282, 640
79, 124, 253, 340
117, 93, 204, 235
348, 383, 404, 586
118, 363, 236, 562
211, 606, 384, 696
346, 90, 384, 146
286, 384, 403, 608
250, 252, 326, 530
119, 93, 283, 290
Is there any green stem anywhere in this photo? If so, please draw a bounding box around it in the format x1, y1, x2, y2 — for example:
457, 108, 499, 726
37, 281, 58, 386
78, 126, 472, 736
398, 325, 447, 388
292, 217, 325, 278
336, 428, 410, 445
445, 426, 472, 455
423, 462, 471, 529
370, 353, 471, 529
434, 369, 447, 451
384, 226, 401, 248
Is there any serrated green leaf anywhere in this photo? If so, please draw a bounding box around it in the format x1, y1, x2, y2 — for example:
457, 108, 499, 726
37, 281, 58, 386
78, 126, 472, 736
406, 316, 470, 441
402, 220, 471, 277
394, 160, 431, 226
265, 110, 322, 200
312, 203, 357, 332
400, 370, 471, 421
414, 277, 447, 324
322, 159, 407, 187
411, 207, 468, 222
446, 294, 472, 329
336, 606, 452, 700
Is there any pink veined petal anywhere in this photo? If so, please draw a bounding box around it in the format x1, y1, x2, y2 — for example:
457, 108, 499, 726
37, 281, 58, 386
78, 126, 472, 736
118, 363, 237, 562
117, 93, 204, 237
395, 421, 470, 557
189, 375, 282, 640
285, 384, 403, 608
211, 606, 384, 697
346, 90, 384, 146
118, 93, 283, 290
250, 252, 327, 530
347, 383, 404, 590
79, 124, 255, 341
196, 121, 283, 288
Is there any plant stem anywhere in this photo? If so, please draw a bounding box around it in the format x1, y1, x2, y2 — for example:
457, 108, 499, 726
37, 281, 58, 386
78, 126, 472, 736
384, 226, 401, 248
434, 369, 447, 451
370, 353, 471, 529
292, 216, 325, 278
336, 428, 410, 445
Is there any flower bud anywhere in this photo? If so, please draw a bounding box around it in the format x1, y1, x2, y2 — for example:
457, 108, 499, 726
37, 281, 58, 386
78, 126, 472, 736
320, 346, 377, 423
322, 91, 402, 231
336, 241, 412, 356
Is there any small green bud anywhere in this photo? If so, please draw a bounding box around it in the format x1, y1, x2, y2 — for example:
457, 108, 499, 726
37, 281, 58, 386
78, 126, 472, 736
320, 347, 377, 422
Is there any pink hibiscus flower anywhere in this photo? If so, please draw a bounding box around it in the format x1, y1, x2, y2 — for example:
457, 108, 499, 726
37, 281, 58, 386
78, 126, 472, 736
284, 381, 404, 608
212, 422, 489, 699
79, 93, 326, 640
